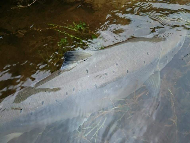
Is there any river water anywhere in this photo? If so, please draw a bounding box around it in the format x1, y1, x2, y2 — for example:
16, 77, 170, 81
0, 0, 190, 142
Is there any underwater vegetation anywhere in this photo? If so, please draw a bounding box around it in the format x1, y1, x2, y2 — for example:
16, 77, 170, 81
39, 22, 98, 69
48, 21, 97, 48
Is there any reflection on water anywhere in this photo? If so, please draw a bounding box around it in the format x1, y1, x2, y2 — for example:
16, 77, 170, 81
0, 0, 190, 143
0, 0, 190, 100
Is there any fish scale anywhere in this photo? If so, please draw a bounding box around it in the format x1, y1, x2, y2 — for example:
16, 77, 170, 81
0, 28, 187, 143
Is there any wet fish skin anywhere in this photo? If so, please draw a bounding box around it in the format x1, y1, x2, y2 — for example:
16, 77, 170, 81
0, 28, 187, 142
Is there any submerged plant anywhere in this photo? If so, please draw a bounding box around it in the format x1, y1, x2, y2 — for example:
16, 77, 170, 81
72, 22, 87, 32
48, 22, 98, 49
57, 38, 67, 47
35, 21, 99, 72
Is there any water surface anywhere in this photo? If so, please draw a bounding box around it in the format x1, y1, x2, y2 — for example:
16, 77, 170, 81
0, 0, 190, 142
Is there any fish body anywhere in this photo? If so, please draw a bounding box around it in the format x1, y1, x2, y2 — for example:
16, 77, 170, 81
0, 28, 187, 142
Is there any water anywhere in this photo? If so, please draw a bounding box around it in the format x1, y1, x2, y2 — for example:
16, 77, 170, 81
0, 0, 190, 142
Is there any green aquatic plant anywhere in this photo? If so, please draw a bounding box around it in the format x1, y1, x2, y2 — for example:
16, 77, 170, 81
56, 29, 84, 42
57, 38, 67, 47
72, 22, 87, 32
36, 21, 99, 72
49, 22, 87, 32
91, 34, 97, 39
48, 22, 99, 49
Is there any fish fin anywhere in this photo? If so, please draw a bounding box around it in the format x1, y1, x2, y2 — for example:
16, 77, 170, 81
64, 51, 92, 63
61, 51, 92, 70
0, 133, 23, 143
144, 71, 160, 97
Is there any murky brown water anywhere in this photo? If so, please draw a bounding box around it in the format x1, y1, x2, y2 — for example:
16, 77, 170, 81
1, 0, 190, 142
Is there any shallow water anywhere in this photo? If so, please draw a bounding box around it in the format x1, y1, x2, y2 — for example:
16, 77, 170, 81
0, 0, 190, 142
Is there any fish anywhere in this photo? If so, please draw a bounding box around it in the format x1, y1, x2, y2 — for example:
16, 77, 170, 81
0, 27, 187, 142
